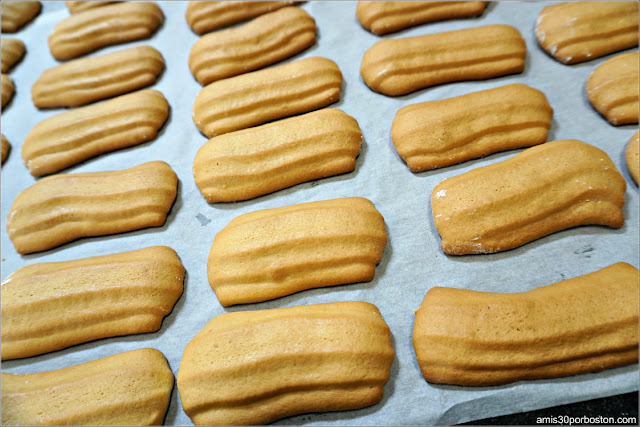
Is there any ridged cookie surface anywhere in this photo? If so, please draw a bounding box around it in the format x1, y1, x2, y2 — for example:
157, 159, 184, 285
535, 1, 639, 65
208, 197, 386, 305
1, 73, 14, 108
177, 301, 394, 425
432, 139, 626, 255
391, 83, 553, 171
194, 108, 362, 202
189, 6, 316, 85
48, 1, 164, 60
627, 131, 639, 185
586, 52, 639, 126
1, 134, 10, 164
413, 262, 639, 386
23, 89, 169, 176
1, 348, 174, 426
356, 1, 487, 35
1, 38, 25, 73
1, 246, 184, 360
193, 56, 342, 137
6, 161, 178, 255
360, 24, 526, 96
1, 1, 41, 33
32, 45, 165, 108
66, 1, 118, 14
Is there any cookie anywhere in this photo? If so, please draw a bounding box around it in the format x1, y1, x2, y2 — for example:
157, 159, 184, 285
6, 161, 178, 255
23, 89, 169, 176
413, 262, 639, 386
66, 1, 118, 14
356, 1, 487, 35
360, 24, 526, 96
535, 1, 639, 65
627, 131, 639, 185
1, 38, 25, 73
432, 139, 626, 255
193, 56, 341, 137
1, 246, 184, 360
32, 45, 165, 108
1, 134, 10, 164
193, 108, 362, 202
49, 1, 164, 60
1, 73, 14, 108
177, 301, 394, 425
189, 6, 316, 85
586, 52, 639, 126
391, 83, 553, 171
1, 1, 41, 33
2, 348, 174, 426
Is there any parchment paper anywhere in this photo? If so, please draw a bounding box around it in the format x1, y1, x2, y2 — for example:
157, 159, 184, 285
1, 1, 638, 425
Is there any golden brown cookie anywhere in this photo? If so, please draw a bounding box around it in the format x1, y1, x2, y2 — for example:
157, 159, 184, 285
6, 161, 178, 255
1, 73, 14, 108
65, 1, 119, 14
2, 348, 174, 426
391, 83, 553, 171
535, 1, 639, 64
413, 262, 639, 386
1, 134, 10, 164
1, 38, 25, 73
627, 131, 639, 185
177, 301, 394, 425
360, 24, 526, 96
432, 139, 626, 255
1, 1, 41, 33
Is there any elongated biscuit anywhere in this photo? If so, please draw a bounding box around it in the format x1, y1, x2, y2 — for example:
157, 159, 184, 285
356, 1, 487, 36
1, 1, 41, 33
23, 89, 169, 176
178, 301, 394, 425
586, 52, 639, 126
535, 1, 639, 65
6, 161, 178, 255
360, 24, 526, 96
189, 6, 316, 85
627, 131, 639, 185
1, 134, 10, 164
66, 1, 119, 14
193, 56, 342, 137
392, 84, 553, 171
194, 108, 362, 202
48, 2, 164, 60
208, 197, 386, 305
32, 45, 165, 108
1, 38, 25, 73
432, 139, 626, 255
1, 246, 184, 360
1, 348, 174, 426
186, 1, 299, 35
1, 73, 14, 108
413, 262, 639, 386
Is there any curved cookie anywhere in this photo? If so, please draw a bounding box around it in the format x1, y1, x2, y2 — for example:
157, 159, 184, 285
189, 6, 316, 85
66, 1, 119, 14
360, 24, 526, 96
432, 139, 626, 255
1, 73, 14, 108
186, 1, 299, 35
392, 84, 553, 171
1, 1, 41, 33
194, 108, 362, 202
193, 56, 342, 137
48, 2, 164, 60
32, 45, 165, 108
627, 131, 639, 185
23, 89, 169, 176
1, 246, 184, 360
413, 262, 639, 386
535, 1, 639, 65
1, 38, 25, 73
177, 301, 394, 425
6, 161, 178, 255
586, 52, 639, 126
1, 348, 174, 426
356, 1, 488, 36
1, 134, 10, 164
208, 197, 386, 306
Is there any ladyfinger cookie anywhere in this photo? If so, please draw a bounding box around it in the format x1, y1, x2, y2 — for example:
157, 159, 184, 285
1, 134, 10, 164
6, 161, 177, 255
2, 348, 174, 425
586, 52, 639, 126
360, 24, 526, 96
535, 1, 639, 65
208, 197, 386, 306
413, 262, 639, 386
48, 2, 164, 61
23, 89, 169, 176
32, 45, 165, 108
1, 1, 41, 33
189, 6, 316, 85
193, 56, 342, 137
186, 1, 299, 35
177, 301, 394, 425
1, 38, 25, 73
627, 131, 639, 185
194, 108, 362, 202
66, 1, 119, 14
356, 1, 487, 36
392, 84, 553, 171
1, 73, 14, 108
431, 139, 626, 255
